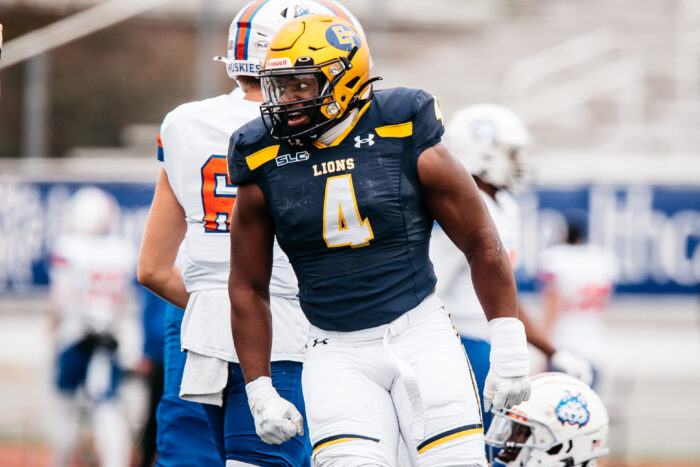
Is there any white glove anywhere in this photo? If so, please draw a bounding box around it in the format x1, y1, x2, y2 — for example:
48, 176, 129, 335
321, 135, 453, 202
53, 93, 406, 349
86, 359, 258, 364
550, 350, 594, 386
484, 317, 532, 411
246, 376, 304, 444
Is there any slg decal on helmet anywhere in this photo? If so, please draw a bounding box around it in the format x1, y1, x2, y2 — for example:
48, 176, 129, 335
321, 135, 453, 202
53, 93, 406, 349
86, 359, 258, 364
555, 391, 591, 428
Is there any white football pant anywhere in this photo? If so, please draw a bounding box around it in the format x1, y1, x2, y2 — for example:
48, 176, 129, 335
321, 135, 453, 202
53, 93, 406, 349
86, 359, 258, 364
303, 293, 487, 467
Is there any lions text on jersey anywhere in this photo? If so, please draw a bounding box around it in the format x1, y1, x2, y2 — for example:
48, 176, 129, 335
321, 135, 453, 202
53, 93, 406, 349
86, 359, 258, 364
228, 87, 444, 332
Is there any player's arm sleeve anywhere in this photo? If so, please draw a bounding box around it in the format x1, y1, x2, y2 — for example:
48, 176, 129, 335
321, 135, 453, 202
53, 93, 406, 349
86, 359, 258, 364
157, 130, 165, 162
227, 130, 255, 185
155, 115, 185, 206
412, 90, 445, 161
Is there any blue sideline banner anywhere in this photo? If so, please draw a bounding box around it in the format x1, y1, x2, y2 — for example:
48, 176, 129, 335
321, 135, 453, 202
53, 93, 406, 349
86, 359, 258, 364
0, 180, 154, 293
515, 184, 700, 295
0, 181, 698, 294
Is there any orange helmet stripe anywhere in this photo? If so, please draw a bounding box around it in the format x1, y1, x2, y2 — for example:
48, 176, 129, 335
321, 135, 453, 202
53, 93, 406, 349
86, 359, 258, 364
235, 0, 268, 61
317, 0, 351, 22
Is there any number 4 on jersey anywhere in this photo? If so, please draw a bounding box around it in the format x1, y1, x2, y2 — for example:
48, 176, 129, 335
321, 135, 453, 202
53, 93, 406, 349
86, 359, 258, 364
201, 155, 236, 232
323, 174, 373, 248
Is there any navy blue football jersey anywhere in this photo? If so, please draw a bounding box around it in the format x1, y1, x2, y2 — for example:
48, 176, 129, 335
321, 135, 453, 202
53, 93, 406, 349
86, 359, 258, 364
228, 87, 444, 331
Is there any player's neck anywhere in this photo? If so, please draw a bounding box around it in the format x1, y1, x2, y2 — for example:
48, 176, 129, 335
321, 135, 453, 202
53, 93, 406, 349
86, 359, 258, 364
235, 80, 263, 102
242, 87, 263, 102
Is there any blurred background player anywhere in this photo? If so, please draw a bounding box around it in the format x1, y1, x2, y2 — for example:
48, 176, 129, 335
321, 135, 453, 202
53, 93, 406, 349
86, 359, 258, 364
538, 211, 618, 390
485, 372, 609, 466
132, 288, 167, 467
137, 1, 368, 465
430, 103, 594, 434
48, 186, 136, 467
0, 23, 3, 98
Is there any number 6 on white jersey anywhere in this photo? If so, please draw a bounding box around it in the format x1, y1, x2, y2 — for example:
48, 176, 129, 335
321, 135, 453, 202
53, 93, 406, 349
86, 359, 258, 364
323, 174, 373, 248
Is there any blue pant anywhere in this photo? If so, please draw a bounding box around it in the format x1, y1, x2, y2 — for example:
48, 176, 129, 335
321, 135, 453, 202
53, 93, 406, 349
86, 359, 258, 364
56, 334, 120, 401
203, 361, 311, 467
460, 336, 493, 434
155, 306, 221, 467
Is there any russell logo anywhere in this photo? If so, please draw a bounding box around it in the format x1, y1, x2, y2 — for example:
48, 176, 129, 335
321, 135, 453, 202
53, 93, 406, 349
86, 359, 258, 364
354, 133, 375, 148
265, 57, 292, 69
556, 391, 590, 428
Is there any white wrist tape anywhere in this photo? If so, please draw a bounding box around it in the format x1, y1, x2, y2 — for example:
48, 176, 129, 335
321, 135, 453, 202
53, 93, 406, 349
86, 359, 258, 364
246, 376, 277, 410
488, 317, 530, 378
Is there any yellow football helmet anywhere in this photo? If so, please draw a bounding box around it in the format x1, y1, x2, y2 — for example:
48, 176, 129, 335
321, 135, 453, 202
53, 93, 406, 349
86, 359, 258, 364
259, 14, 373, 144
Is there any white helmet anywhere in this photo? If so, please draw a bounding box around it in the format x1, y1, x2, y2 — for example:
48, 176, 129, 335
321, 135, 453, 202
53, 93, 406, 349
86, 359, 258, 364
485, 372, 609, 467
65, 186, 119, 236
444, 103, 532, 190
220, 0, 369, 79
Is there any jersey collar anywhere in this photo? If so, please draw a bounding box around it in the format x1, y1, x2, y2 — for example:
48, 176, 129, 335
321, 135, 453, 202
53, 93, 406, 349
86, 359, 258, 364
312, 99, 372, 149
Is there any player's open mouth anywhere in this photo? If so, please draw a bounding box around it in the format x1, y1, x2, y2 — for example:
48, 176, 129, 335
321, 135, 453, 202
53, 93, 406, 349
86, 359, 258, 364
287, 110, 311, 126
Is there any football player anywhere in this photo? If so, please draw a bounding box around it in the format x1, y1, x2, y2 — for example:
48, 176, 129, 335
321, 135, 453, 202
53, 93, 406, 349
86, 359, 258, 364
1, 23, 4, 99
227, 15, 531, 466
137, 2, 367, 466
538, 212, 618, 390
49, 187, 135, 467
485, 372, 609, 466
430, 104, 595, 435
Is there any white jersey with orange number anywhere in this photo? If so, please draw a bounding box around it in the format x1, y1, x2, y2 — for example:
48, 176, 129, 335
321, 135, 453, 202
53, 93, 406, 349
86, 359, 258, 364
537, 243, 618, 366
430, 190, 521, 341
49, 234, 137, 349
158, 88, 307, 362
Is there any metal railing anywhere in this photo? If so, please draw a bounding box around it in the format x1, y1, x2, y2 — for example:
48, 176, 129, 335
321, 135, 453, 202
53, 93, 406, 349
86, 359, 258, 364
0, 0, 172, 71
501, 26, 645, 127
675, 0, 700, 103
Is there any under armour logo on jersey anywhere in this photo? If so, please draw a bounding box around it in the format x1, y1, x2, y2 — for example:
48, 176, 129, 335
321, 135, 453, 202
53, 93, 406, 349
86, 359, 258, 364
313, 338, 328, 347
354, 133, 375, 148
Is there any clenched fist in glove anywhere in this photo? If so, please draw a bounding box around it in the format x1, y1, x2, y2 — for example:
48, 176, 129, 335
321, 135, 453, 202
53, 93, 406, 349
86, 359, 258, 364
246, 376, 304, 444
484, 317, 532, 411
